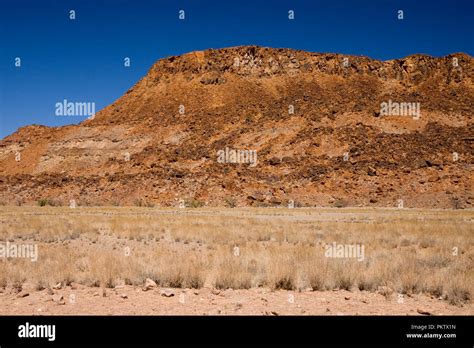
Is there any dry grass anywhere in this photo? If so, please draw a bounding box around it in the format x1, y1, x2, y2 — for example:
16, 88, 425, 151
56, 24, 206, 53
0, 206, 472, 305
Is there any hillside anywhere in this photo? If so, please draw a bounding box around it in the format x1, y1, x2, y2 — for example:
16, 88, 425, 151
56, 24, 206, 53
1, 46, 473, 208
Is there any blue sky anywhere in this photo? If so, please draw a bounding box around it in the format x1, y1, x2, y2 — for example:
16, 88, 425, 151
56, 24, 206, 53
0, 0, 473, 138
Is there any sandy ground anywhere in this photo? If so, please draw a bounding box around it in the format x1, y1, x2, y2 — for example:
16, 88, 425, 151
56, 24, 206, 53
1, 285, 472, 316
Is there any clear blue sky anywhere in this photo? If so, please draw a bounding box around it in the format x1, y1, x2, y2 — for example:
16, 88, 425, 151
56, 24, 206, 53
0, 0, 473, 138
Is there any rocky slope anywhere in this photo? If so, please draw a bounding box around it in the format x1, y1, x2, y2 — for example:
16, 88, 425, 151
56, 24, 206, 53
1, 46, 473, 208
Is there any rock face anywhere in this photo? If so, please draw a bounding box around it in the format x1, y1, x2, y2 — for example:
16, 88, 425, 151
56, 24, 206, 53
0, 46, 473, 208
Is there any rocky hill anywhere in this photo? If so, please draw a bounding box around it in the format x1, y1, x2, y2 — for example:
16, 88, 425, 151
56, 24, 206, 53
1, 46, 473, 208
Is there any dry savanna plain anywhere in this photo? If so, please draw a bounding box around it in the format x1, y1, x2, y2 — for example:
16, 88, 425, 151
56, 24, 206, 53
0, 206, 472, 315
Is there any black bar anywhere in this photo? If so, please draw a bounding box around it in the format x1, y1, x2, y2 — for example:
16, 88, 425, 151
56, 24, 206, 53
0, 316, 472, 347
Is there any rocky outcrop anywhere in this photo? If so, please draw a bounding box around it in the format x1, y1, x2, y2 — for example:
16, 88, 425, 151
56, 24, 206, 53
0, 46, 472, 208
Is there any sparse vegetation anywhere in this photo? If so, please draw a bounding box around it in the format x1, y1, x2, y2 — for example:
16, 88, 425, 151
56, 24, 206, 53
38, 198, 49, 207
333, 199, 349, 208
37, 198, 63, 207
133, 198, 155, 208
224, 197, 237, 208
0, 206, 472, 308
185, 199, 205, 208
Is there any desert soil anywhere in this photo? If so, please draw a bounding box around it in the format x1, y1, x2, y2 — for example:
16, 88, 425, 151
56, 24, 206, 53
1, 285, 472, 316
